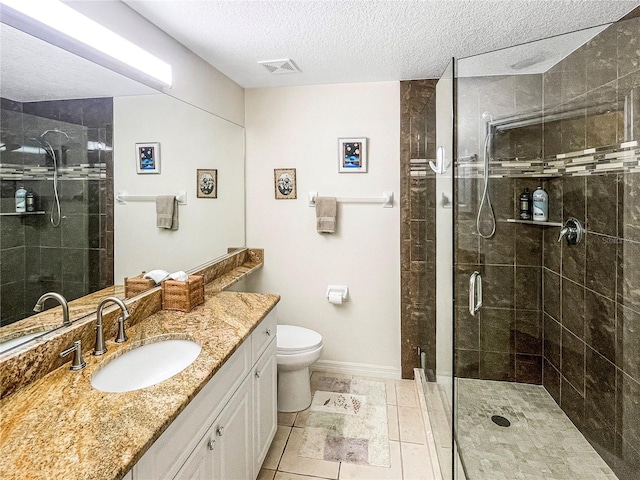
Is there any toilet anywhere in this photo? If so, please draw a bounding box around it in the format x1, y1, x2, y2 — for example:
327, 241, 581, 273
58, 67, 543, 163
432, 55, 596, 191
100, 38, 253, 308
276, 324, 323, 412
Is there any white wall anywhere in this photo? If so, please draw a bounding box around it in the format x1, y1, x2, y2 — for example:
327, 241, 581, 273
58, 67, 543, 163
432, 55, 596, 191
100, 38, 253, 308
113, 94, 245, 282
244, 82, 401, 377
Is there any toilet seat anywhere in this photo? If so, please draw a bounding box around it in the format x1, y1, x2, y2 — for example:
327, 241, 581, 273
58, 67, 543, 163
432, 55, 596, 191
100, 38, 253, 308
277, 325, 322, 354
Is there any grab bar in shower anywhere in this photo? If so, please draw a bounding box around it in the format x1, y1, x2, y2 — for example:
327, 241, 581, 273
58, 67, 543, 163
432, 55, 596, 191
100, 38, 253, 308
469, 271, 483, 316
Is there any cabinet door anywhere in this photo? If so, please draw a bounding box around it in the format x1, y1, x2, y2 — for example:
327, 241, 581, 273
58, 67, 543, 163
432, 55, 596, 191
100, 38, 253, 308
211, 375, 253, 480
173, 440, 213, 480
253, 339, 277, 473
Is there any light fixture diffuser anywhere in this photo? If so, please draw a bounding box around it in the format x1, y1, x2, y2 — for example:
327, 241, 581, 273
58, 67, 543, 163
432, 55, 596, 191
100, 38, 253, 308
0, 0, 172, 87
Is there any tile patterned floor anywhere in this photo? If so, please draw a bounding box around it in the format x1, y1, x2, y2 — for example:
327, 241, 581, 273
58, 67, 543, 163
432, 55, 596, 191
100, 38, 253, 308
456, 379, 619, 480
258, 372, 438, 480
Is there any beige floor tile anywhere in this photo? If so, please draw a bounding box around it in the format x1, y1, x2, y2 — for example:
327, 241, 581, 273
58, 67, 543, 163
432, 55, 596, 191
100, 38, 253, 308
385, 379, 397, 405
275, 472, 335, 480
339, 440, 403, 480
258, 468, 277, 480
387, 405, 399, 442
396, 380, 418, 407
278, 427, 340, 479
401, 442, 436, 480
262, 425, 292, 470
398, 406, 427, 444
294, 406, 310, 428
278, 411, 297, 426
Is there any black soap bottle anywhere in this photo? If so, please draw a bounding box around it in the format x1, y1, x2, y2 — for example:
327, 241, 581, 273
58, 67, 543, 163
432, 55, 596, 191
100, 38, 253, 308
26, 190, 35, 212
519, 187, 531, 220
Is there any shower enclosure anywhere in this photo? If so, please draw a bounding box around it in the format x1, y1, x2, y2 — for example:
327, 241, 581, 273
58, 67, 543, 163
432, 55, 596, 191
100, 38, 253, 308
0, 97, 113, 327
425, 13, 640, 480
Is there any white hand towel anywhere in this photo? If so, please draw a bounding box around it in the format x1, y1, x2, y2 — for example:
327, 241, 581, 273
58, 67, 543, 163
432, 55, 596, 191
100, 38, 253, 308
169, 271, 189, 281
316, 197, 337, 233
144, 269, 170, 284
156, 195, 179, 230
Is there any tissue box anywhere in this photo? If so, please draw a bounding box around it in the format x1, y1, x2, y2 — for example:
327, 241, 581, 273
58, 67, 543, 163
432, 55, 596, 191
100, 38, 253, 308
124, 272, 156, 298
161, 275, 205, 312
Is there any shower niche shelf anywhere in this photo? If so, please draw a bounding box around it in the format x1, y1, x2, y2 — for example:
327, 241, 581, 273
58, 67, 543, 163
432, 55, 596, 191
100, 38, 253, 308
0, 211, 45, 216
506, 218, 562, 227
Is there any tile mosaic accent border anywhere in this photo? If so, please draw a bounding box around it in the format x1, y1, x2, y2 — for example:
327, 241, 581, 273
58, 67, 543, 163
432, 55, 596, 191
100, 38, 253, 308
456, 141, 640, 178
0, 163, 106, 180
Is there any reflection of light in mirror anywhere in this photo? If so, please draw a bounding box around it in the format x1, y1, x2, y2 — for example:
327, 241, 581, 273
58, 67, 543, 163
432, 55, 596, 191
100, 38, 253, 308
87, 141, 113, 152
0, 0, 172, 86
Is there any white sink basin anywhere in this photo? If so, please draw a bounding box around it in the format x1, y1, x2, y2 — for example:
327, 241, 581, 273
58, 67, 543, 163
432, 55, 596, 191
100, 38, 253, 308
91, 339, 201, 393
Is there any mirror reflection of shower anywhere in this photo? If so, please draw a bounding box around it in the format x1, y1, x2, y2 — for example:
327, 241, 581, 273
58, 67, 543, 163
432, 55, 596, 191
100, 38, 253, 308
29, 129, 70, 227
476, 111, 496, 238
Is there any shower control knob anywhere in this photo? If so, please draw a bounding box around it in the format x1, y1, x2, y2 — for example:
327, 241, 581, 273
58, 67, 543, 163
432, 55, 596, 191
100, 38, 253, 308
558, 218, 584, 245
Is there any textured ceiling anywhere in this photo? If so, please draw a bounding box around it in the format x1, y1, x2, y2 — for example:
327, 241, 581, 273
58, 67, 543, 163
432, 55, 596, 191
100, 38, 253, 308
123, 0, 640, 89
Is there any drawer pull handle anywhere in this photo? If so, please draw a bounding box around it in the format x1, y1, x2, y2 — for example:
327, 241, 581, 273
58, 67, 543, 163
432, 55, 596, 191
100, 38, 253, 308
266, 328, 272, 336
255, 370, 261, 378
207, 438, 216, 450
216, 426, 225, 437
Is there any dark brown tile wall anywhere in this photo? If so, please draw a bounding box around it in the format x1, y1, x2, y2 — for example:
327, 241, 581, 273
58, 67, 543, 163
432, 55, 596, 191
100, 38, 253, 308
0, 97, 113, 326
540, 17, 640, 479
400, 79, 437, 379
454, 74, 545, 384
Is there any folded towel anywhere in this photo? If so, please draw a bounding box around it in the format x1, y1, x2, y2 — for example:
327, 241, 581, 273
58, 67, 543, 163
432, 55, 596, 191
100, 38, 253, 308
144, 269, 170, 284
316, 197, 337, 233
169, 271, 189, 282
156, 195, 179, 230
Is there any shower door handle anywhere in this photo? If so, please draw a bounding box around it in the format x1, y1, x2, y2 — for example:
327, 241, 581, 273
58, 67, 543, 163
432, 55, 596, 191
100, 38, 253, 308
469, 271, 483, 316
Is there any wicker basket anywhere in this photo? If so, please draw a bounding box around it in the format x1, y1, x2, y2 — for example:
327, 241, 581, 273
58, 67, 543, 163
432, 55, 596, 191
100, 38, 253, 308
161, 275, 205, 312
124, 272, 157, 298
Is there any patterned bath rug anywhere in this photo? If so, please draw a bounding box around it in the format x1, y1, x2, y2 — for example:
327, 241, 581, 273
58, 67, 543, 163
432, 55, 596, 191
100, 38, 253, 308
299, 376, 390, 467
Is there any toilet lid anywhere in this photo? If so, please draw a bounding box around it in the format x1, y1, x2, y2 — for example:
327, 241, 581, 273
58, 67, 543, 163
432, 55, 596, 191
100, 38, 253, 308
277, 325, 322, 353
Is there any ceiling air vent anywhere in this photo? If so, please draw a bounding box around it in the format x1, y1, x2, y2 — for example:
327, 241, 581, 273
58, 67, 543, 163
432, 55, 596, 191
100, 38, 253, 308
258, 59, 301, 75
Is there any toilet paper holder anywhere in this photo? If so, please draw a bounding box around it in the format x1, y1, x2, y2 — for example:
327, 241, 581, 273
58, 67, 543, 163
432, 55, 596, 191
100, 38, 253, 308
326, 285, 349, 303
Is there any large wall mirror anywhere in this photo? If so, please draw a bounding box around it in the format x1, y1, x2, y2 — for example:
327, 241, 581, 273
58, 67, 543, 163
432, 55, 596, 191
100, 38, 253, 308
0, 22, 245, 352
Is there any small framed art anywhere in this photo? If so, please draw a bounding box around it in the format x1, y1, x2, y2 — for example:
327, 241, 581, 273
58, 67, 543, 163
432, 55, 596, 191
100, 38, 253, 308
135, 142, 161, 174
338, 137, 367, 173
197, 169, 217, 198
274, 168, 297, 199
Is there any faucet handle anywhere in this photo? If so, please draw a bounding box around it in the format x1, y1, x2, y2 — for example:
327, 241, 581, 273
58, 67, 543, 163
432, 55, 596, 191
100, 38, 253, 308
59, 340, 87, 371
115, 315, 128, 343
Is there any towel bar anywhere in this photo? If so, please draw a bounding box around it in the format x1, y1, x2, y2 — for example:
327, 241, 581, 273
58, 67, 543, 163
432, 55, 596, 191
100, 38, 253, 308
308, 191, 393, 208
116, 190, 187, 205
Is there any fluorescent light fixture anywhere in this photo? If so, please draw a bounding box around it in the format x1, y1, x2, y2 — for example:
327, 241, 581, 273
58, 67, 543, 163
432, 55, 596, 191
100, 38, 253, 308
0, 0, 172, 86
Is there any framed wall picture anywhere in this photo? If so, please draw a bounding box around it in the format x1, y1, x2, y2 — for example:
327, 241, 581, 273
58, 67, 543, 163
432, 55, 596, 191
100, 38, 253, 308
197, 169, 218, 198
274, 168, 297, 199
338, 137, 367, 173
135, 142, 161, 174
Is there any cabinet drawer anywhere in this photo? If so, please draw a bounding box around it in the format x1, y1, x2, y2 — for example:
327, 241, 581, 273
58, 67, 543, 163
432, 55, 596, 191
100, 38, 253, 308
251, 308, 277, 364
134, 341, 251, 480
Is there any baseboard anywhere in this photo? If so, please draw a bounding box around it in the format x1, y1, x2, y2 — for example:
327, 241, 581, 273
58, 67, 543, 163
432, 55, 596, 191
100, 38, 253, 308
310, 359, 401, 379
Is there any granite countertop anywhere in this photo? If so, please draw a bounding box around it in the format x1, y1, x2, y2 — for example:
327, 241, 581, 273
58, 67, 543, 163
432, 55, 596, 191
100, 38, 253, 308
0, 291, 280, 480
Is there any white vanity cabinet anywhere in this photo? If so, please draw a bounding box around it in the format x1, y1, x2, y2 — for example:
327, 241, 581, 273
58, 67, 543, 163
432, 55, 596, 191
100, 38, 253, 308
174, 375, 252, 480
131, 310, 277, 480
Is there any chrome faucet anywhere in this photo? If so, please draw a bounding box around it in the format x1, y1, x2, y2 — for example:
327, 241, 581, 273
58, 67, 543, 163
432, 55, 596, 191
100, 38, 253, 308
94, 296, 130, 356
33, 292, 70, 326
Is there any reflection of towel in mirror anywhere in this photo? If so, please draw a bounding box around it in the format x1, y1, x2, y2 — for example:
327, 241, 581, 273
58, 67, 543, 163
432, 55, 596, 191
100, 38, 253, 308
156, 195, 179, 230
316, 197, 337, 233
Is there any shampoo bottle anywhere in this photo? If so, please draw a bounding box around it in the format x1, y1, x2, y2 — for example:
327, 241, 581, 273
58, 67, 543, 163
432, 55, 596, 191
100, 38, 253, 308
26, 190, 35, 212
519, 187, 531, 220
532, 186, 548, 222
15, 186, 27, 213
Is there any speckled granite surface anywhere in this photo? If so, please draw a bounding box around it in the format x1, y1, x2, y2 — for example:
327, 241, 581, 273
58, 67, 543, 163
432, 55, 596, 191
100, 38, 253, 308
0, 291, 279, 480
0, 248, 264, 399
